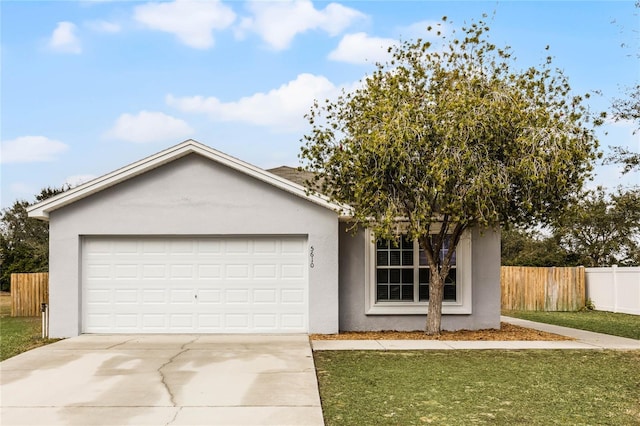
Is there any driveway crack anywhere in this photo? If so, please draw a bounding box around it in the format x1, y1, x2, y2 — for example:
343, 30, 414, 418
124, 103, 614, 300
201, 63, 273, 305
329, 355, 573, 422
165, 407, 182, 426
158, 338, 198, 407
105, 337, 137, 349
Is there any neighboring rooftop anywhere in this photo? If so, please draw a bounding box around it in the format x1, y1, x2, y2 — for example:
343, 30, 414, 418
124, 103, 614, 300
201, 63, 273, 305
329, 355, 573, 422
268, 166, 316, 188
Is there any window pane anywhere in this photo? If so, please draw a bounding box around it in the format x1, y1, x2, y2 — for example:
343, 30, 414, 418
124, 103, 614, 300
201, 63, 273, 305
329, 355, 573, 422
419, 268, 429, 284
402, 250, 413, 266
377, 251, 388, 266
401, 269, 414, 284
445, 269, 456, 284
377, 285, 389, 300
429, 235, 456, 264
444, 284, 456, 301
401, 285, 413, 300
402, 236, 413, 249
389, 285, 401, 300
419, 284, 429, 301
377, 239, 389, 249
389, 269, 401, 283
377, 269, 388, 284
419, 249, 428, 266
389, 251, 401, 266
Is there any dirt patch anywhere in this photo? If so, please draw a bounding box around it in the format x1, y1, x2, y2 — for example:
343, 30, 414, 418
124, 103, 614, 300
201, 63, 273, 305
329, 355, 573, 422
310, 322, 571, 341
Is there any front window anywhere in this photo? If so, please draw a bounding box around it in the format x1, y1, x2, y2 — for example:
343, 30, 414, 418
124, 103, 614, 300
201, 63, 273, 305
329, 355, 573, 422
376, 235, 457, 303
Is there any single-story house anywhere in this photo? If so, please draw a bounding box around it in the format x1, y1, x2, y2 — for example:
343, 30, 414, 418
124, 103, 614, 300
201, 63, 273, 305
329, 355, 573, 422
28, 140, 500, 337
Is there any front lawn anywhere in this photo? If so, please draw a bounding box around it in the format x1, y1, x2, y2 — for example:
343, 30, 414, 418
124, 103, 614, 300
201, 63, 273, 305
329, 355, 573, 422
503, 310, 640, 340
0, 293, 59, 361
314, 350, 640, 425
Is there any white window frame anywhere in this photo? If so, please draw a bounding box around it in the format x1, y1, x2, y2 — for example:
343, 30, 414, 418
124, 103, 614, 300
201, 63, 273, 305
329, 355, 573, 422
365, 228, 472, 315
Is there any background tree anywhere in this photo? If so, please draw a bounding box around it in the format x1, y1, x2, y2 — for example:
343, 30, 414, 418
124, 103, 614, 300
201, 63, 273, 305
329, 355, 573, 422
0, 187, 67, 291
604, 1, 639, 174
555, 187, 640, 266
501, 228, 576, 267
301, 16, 601, 334
605, 83, 640, 174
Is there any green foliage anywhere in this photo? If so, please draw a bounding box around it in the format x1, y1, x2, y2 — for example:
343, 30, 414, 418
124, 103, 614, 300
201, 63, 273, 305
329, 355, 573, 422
555, 187, 640, 267
501, 228, 577, 267
0, 187, 66, 291
606, 145, 640, 175
502, 188, 640, 267
301, 16, 600, 333
579, 298, 596, 311
605, 83, 640, 174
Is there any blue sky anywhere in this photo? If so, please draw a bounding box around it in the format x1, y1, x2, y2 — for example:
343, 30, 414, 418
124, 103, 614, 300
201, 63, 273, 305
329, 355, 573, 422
1, 0, 638, 208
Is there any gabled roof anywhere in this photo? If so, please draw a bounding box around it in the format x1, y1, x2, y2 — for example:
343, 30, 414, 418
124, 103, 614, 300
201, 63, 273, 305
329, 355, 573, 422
27, 139, 348, 220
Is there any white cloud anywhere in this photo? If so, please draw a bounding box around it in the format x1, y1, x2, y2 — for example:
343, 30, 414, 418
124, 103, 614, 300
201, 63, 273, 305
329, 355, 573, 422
106, 111, 194, 143
65, 174, 98, 188
329, 32, 396, 65
237, 0, 365, 50
166, 73, 344, 132
134, 0, 235, 49
49, 22, 82, 54
85, 20, 121, 33
0, 136, 69, 164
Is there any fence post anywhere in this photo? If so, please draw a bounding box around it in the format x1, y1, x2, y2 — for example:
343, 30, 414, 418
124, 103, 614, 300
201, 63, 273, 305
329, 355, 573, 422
612, 265, 618, 313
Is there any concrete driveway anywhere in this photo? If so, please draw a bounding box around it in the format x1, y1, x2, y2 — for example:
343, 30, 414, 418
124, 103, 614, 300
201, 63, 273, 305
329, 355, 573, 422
0, 335, 324, 426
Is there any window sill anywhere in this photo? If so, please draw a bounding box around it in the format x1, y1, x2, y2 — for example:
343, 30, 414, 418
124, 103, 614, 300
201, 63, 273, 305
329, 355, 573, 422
366, 303, 472, 315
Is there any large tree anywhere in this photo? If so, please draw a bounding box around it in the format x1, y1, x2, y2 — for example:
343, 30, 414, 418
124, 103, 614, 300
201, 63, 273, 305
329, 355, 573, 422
0, 187, 67, 291
301, 17, 600, 334
555, 187, 640, 267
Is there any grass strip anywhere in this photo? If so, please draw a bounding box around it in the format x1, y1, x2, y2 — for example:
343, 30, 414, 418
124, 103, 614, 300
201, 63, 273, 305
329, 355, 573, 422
503, 310, 640, 340
0, 316, 59, 361
315, 350, 640, 426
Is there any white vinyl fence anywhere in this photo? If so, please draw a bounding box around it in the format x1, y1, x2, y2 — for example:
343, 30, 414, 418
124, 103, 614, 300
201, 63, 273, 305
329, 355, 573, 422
585, 266, 640, 315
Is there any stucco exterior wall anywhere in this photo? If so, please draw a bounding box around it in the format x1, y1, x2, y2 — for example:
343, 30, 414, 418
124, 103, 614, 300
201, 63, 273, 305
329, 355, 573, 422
48, 154, 339, 337
338, 224, 501, 331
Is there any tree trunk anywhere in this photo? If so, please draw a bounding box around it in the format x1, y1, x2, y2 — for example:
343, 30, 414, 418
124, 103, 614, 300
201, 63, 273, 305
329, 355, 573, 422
426, 271, 445, 335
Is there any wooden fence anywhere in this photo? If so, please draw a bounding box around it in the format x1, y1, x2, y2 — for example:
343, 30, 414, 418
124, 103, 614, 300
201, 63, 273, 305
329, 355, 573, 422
10, 273, 49, 317
501, 266, 585, 311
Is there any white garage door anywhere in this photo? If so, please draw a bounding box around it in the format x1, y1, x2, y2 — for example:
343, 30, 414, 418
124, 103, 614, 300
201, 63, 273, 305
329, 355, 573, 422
82, 236, 308, 333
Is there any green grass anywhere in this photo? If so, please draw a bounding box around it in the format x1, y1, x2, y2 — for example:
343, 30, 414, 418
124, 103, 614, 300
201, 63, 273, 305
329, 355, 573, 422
315, 350, 640, 426
503, 310, 640, 340
0, 293, 59, 361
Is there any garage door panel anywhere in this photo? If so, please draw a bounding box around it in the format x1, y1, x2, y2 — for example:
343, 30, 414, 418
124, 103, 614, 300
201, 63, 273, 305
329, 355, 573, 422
226, 240, 250, 254
82, 237, 308, 333
198, 265, 221, 279
226, 264, 250, 278
142, 289, 166, 303
281, 289, 305, 304
253, 289, 277, 303
282, 314, 305, 329
253, 314, 277, 329
253, 264, 277, 279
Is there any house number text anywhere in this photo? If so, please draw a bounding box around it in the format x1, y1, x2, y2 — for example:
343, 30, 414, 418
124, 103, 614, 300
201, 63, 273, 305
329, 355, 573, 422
310, 246, 315, 268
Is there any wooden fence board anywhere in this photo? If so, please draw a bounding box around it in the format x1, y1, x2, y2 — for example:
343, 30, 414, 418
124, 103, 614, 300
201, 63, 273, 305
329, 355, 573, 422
501, 266, 585, 311
10, 273, 49, 317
